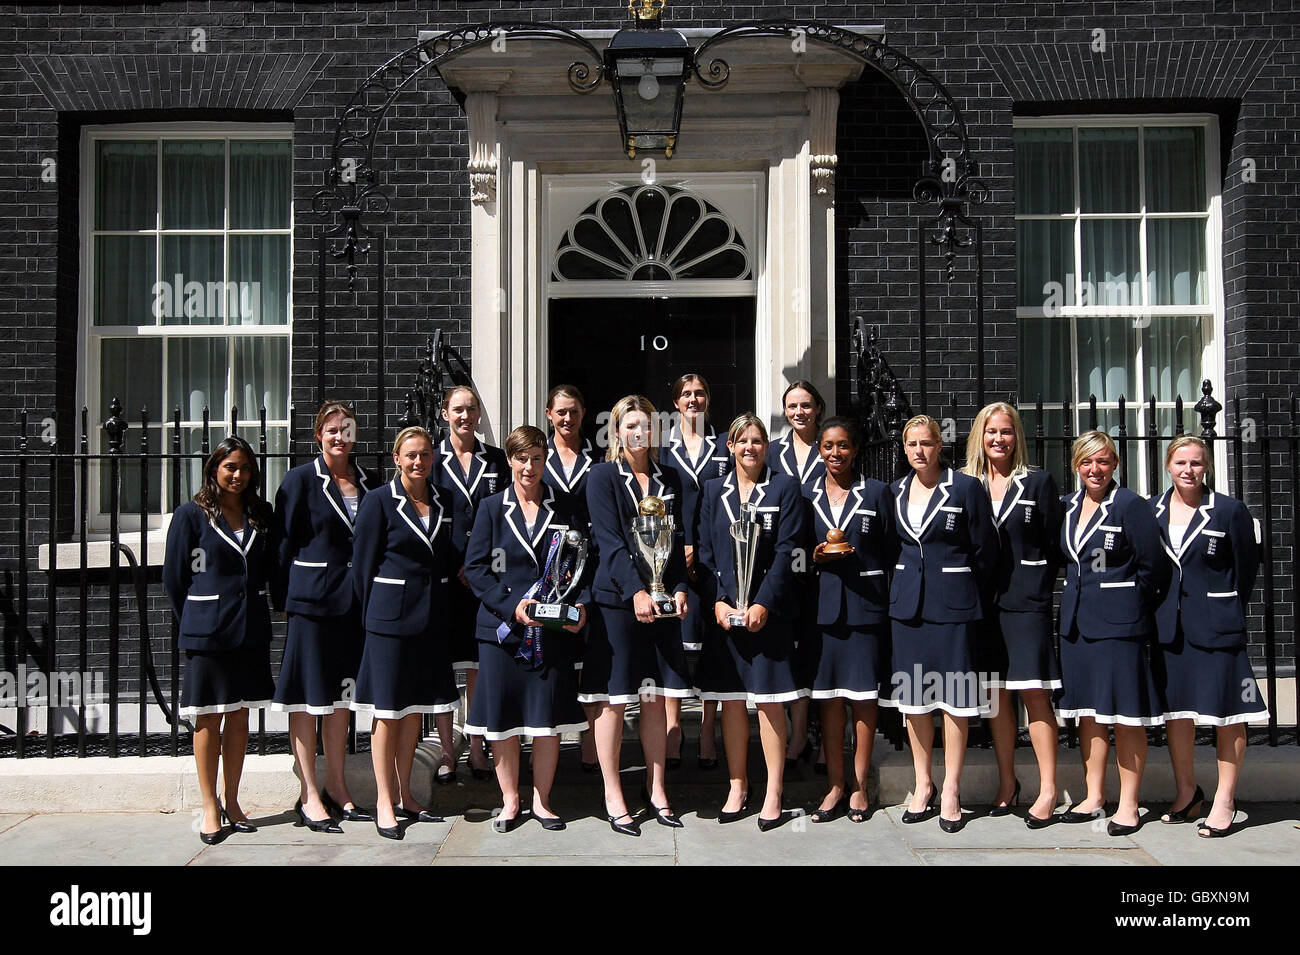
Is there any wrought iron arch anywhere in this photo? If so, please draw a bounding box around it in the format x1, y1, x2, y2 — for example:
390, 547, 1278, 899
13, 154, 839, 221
313, 19, 990, 438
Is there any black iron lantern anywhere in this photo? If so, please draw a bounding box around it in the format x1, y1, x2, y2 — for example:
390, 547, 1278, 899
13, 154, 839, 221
604, 1, 692, 158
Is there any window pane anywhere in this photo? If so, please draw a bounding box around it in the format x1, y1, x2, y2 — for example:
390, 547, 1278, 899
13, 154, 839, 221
162, 140, 224, 230
1079, 128, 1139, 213
230, 141, 291, 229
1077, 316, 1136, 403
1146, 219, 1207, 306
1014, 128, 1074, 214
228, 235, 290, 325
1145, 127, 1205, 212
168, 338, 229, 422
1020, 315, 1072, 404
1145, 316, 1203, 401
1081, 220, 1140, 306
232, 337, 289, 419
161, 235, 225, 325
99, 338, 163, 425
95, 141, 156, 231
94, 235, 155, 326
1017, 220, 1074, 307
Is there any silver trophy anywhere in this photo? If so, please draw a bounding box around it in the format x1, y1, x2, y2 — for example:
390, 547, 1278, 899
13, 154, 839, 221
630, 495, 682, 617
530, 529, 589, 630
727, 503, 763, 629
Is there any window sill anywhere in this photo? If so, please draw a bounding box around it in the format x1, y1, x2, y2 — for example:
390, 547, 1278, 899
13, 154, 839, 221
37, 534, 168, 572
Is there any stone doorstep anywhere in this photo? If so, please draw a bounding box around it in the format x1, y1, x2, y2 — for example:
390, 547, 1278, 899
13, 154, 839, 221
2, 740, 1298, 814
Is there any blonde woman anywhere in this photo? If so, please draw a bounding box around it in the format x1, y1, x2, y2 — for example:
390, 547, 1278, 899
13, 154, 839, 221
1056, 431, 1170, 836
886, 414, 998, 833
1150, 435, 1267, 837
962, 402, 1064, 828
581, 395, 692, 836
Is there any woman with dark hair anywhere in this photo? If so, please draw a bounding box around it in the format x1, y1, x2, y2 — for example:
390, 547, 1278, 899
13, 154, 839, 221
270, 401, 372, 832
582, 394, 692, 837
660, 373, 730, 770
433, 384, 510, 781
350, 426, 460, 840
696, 412, 808, 831
961, 402, 1064, 828
1151, 435, 1268, 837
803, 416, 896, 823
1056, 430, 1170, 836
163, 435, 276, 844
465, 425, 591, 832
542, 383, 601, 771
768, 379, 828, 769
885, 414, 999, 834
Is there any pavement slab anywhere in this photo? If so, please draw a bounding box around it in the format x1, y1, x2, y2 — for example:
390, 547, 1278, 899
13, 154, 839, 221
0, 812, 203, 866
916, 848, 1160, 866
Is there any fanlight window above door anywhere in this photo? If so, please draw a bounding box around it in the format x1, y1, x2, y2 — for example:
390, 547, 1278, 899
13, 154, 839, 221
553, 184, 752, 282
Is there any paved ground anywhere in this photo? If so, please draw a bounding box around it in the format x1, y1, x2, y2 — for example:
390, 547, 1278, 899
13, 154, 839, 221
2, 778, 1295, 866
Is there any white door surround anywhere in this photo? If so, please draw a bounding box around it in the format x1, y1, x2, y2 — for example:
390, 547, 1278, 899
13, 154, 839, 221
432, 29, 872, 440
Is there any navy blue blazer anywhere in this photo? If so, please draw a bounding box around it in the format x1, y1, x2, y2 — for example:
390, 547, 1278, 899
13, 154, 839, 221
271, 455, 371, 617
982, 468, 1064, 613
1058, 481, 1170, 641
542, 434, 597, 530
1151, 489, 1259, 650
696, 467, 808, 619
661, 423, 732, 547
350, 477, 455, 638
465, 484, 592, 643
585, 458, 688, 608
805, 474, 897, 627
431, 436, 509, 564
767, 431, 826, 491
163, 501, 274, 652
888, 468, 999, 624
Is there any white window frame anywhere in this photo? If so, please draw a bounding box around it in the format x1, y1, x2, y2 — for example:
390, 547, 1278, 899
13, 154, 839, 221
1014, 114, 1224, 493
78, 122, 294, 535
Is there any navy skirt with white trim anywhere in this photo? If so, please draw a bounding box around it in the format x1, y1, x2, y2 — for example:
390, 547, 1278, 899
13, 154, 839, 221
351, 629, 459, 720
883, 618, 988, 717
979, 608, 1062, 691
1056, 626, 1164, 726
577, 603, 692, 705
1152, 628, 1270, 727
448, 581, 480, 670
465, 636, 588, 740
181, 641, 275, 718
695, 616, 806, 704
272, 608, 364, 715
805, 622, 887, 701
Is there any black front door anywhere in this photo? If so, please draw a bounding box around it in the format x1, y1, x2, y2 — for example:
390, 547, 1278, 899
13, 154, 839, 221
548, 296, 756, 442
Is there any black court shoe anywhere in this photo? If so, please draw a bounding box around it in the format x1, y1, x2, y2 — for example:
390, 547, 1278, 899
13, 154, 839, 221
534, 814, 566, 831
395, 805, 445, 824
295, 800, 344, 834
756, 811, 785, 832
1161, 785, 1205, 824
1107, 816, 1141, 837
218, 801, 257, 834
375, 820, 403, 841
1058, 804, 1107, 824
321, 789, 374, 822
606, 810, 640, 838
989, 778, 1021, 817
199, 827, 227, 846
1025, 811, 1056, 830
900, 784, 937, 824
718, 792, 749, 824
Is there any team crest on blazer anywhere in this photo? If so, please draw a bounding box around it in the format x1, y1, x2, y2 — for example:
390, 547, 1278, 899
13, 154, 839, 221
860, 514, 871, 533
762, 511, 774, 532
1103, 531, 1117, 551
944, 512, 957, 532
1205, 537, 1218, 556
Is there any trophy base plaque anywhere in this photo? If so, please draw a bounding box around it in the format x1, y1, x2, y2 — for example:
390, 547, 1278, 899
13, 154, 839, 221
530, 602, 581, 630
650, 592, 682, 618
726, 612, 748, 630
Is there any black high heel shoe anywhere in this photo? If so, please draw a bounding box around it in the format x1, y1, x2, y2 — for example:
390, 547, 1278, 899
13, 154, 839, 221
938, 792, 966, 833
605, 806, 640, 837
1197, 809, 1239, 838
218, 801, 257, 834
1161, 785, 1205, 824
901, 784, 937, 824
1058, 803, 1107, 824
810, 797, 847, 823
295, 799, 343, 834
395, 805, 445, 824
718, 792, 749, 824
640, 786, 685, 828
375, 820, 403, 841
321, 789, 374, 822
756, 811, 785, 832
199, 827, 227, 845
1107, 816, 1141, 837
989, 778, 1021, 817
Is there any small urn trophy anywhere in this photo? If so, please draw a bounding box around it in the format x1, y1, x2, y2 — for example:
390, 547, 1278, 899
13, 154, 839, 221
820, 527, 855, 561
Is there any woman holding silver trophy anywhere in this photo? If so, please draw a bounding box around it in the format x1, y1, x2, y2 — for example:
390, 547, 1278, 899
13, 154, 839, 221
582, 395, 692, 837
464, 425, 591, 832
696, 413, 809, 831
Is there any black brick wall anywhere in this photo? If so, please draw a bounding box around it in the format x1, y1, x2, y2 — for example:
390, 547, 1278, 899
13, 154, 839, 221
0, 1, 1295, 699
